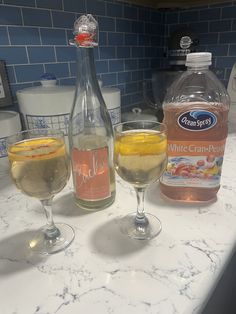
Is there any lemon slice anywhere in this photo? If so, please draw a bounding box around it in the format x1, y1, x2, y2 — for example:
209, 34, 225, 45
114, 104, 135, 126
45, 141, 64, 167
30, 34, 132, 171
115, 131, 167, 156
8, 137, 65, 161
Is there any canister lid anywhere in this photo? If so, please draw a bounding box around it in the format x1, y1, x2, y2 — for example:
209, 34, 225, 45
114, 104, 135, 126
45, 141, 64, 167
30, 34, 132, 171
16, 73, 74, 96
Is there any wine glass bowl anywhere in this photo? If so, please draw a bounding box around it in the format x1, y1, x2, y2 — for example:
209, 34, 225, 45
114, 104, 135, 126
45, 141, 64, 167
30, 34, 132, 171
7, 129, 75, 255
114, 120, 167, 240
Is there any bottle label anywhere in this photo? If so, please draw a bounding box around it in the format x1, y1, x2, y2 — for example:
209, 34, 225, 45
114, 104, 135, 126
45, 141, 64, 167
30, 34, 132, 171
161, 139, 226, 188
178, 110, 217, 131
72, 147, 111, 201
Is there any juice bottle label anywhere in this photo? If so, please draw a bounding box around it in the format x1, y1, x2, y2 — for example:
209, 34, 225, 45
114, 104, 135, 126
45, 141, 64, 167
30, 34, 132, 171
72, 147, 110, 201
162, 139, 226, 188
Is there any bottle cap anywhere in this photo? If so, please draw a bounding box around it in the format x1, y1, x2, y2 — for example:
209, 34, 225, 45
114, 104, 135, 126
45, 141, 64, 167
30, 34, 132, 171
72, 14, 98, 47
186, 52, 212, 67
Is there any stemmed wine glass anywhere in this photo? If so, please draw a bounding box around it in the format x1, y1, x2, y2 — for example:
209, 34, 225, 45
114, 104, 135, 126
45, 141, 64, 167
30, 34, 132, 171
7, 129, 75, 254
114, 120, 167, 240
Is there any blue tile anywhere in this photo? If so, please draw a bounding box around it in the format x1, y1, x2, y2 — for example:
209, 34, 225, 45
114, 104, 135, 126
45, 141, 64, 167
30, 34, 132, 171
216, 56, 236, 68
63, 0, 85, 13
56, 46, 76, 62
199, 8, 220, 20
138, 34, 150, 46
124, 59, 137, 70
108, 32, 124, 46
36, 0, 63, 10
124, 5, 137, 20
100, 46, 116, 59
45, 63, 69, 78
125, 34, 138, 46
132, 70, 143, 81
117, 72, 132, 84
168, 23, 189, 35
229, 44, 236, 55
94, 48, 99, 61
206, 44, 228, 56
28, 47, 55, 63
116, 19, 131, 32
199, 33, 218, 45
109, 60, 124, 72
138, 8, 150, 21
99, 32, 107, 45
150, 10, 163, 22
9, 27, 40, 45
125, 82, 138, 94
107, 3, 122, 18
131, 47, 144, 58
121, 94, 132, 106
87, 0, 105, 16
0, 47, 28, 65
40, 28, 67, 45
95, 60, 108, 73
145, 22, 158, 35
52, 11, 75, 28
219, 32, 236, 44
0, 6, 22, 25
145, 47, 157, 58
101, 73, 117, 86
131, 21, 144, 34
15, 64, 44, 82
139, 59, 149, 69
166, 11, 179, 24
117, 47, 130, 59
4, 0, 35, 6
179, 10, 199, 23
132, 92, 142, 104
0, 27, 9, 45
209, 20, 231, 32
6, 65, 16, 84
151, 35, 163, 46
190, 22, 209, 34
143, 69, 151, 79
222, 6, 236, 19
22, 8, 52, 27
232, 19, 236, 31
98, 17, 115, 32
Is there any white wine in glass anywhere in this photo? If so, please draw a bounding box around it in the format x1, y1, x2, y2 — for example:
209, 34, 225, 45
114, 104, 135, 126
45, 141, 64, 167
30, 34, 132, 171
114, 121, 167, 240
7, 129, 75, 255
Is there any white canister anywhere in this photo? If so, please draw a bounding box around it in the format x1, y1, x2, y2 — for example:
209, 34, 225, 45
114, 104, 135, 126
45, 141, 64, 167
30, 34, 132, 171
16, 78, 75, 135
0, 111, 22, 175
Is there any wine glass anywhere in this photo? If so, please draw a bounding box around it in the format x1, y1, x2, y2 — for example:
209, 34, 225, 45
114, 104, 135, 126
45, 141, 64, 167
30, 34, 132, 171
114, 120, 167, 240
7, 129, 75, 255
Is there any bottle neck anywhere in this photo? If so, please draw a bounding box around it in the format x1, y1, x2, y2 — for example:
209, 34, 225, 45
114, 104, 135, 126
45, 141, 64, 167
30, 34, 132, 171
76, 47, 99, 88
187, 65, 210, 71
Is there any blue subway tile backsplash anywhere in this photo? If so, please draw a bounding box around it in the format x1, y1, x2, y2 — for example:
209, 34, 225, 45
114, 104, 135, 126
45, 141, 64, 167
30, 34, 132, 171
0, 0, 236, 113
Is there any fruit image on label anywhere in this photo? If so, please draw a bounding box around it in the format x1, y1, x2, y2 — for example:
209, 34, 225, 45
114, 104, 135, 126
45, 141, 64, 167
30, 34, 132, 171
72, 147, 110, 201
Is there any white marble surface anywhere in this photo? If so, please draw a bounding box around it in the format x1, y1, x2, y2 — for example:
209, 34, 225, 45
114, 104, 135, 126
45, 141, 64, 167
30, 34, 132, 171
1, 132, 236, 314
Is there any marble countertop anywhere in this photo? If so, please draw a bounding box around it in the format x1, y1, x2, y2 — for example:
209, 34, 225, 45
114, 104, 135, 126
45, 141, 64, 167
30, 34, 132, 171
1, 132, 236, 314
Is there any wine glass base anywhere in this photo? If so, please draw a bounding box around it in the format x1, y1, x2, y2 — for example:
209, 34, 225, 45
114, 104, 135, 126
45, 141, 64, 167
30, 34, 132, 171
29, 223, 75, 255
120, 212, 162, 240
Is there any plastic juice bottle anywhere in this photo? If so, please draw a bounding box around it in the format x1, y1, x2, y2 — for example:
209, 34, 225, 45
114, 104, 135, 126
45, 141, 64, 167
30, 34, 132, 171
160, 52, 230, 202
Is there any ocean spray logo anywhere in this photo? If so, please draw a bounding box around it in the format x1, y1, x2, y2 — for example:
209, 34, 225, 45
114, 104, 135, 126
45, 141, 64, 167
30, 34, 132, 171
178, 110, 217, 131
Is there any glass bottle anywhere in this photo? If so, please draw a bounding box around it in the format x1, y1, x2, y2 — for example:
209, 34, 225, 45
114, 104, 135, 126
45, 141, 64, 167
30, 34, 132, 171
160, 52, 230, 202
68, 14, 116, 210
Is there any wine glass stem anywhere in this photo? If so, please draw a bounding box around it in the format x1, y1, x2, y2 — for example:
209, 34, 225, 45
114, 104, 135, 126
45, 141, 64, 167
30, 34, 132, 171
41, 198, 61, 239
134, 187, 148, 225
